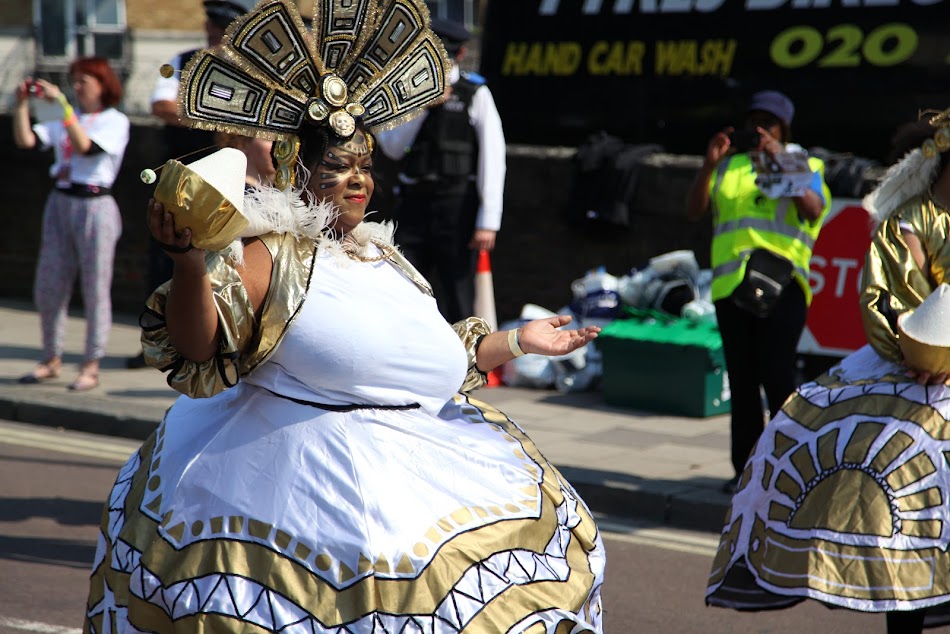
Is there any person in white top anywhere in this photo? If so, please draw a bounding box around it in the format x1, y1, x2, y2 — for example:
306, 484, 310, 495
376, 18, 506, 323
12, 57, 130, 391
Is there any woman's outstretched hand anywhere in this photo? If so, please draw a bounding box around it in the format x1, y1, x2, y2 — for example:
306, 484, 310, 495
473, 315, 601, 374
519, 315, 600, 357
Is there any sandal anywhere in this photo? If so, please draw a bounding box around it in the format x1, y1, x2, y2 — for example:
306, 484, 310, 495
68, 370, 99, 392
18, 362, 61, 384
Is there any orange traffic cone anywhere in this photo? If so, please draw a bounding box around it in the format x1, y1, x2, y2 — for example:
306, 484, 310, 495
474, 249, 502, 387
473, 249, 498, 332
487, 367, 502, 387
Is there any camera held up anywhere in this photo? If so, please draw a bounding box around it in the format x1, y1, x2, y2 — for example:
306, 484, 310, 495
26, 79, 44, 98
728, 128, 761, 153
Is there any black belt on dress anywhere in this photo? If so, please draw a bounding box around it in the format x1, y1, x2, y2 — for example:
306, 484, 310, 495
56, 183, 112, 198
264, 388, 421, 412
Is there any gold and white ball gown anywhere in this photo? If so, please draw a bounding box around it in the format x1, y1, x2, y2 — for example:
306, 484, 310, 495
82, 197, 605, 633
707, 193, 950, 617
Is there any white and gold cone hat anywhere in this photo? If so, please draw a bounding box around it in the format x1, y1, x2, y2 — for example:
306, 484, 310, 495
152, 147, 275, 251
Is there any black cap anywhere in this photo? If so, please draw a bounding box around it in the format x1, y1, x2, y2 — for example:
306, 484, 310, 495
204, 0, 252, 28
747, 90, 795, 127
430, 18, 471, 56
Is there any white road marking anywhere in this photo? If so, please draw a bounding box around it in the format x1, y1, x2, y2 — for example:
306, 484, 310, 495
0, 616, 81, 634
599, 518, 720, 557
0, 421, 138, 463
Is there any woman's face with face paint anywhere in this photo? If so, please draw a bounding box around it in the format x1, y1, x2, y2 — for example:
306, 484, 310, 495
307, 129, 374, 235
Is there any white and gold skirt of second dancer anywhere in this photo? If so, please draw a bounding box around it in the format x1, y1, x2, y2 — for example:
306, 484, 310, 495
708, 344, 950, 613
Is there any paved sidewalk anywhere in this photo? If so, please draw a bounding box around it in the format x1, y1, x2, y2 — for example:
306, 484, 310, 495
0, 299, 735, 532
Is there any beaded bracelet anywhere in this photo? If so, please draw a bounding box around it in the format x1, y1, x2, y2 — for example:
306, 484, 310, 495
57, 93, 77, 127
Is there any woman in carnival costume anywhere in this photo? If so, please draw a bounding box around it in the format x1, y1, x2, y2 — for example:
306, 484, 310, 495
82, 1, 606, 632
706, 108, 950, 633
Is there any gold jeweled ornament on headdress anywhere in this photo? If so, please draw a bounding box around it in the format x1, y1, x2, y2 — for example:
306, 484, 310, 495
174, 0, 451, 190
919, 107, 950, 159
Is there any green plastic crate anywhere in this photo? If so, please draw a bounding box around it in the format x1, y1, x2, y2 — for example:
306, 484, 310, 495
599, 309, 730, 418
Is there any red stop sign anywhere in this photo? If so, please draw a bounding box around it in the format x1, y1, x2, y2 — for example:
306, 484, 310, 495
803, 203, 873, 354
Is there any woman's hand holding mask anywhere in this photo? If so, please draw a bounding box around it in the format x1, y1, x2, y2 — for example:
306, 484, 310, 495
147, 198, 202, 262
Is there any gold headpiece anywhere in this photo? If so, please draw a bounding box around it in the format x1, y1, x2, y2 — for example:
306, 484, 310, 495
177, 0, 451, 189
919, 108, 950, 159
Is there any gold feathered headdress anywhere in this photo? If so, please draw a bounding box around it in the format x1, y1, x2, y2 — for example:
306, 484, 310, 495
173, 0, 451, 189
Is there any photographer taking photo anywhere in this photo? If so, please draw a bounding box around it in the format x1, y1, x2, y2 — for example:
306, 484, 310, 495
12, 58, 130, 392
686, 90, 832, 494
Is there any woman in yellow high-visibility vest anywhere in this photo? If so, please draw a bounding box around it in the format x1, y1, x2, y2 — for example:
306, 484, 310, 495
687, 91, 832, 495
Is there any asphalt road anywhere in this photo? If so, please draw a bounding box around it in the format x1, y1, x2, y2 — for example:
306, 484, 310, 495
0, 420, 936, 633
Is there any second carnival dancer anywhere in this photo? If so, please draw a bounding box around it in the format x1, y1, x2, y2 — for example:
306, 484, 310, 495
81, 0, 607, 631
706, 108, 950, 634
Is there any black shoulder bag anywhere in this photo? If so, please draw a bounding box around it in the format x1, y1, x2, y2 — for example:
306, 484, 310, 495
730, 248, 795, 318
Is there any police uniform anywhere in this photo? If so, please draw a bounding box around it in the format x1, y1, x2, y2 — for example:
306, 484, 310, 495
377, 22, 506, 324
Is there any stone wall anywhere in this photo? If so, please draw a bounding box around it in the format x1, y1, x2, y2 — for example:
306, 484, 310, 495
0, 115, 841, 324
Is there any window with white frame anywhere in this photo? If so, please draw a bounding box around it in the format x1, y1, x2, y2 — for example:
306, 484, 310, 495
34, 0, 128, 73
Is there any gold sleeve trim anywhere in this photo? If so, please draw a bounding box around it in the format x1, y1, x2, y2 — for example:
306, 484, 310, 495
141, 233, 316, 398
453, 317, 492, 393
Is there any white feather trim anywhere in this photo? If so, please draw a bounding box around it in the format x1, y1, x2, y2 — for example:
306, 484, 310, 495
863, 148, 940, 226
225, 185, 396, 266
240, 186, 337, 240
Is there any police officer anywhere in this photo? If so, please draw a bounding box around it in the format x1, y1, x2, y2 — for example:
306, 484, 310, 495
686, 90, 831, 493
128, 0, 253, 368
377, 18, 506, 324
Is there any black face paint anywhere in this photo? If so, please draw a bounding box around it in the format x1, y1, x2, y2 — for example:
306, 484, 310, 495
316, 136, 372, 189
318, 151, 346, 189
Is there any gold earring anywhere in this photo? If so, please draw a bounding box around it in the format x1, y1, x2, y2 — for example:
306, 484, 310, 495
935, 127, 950, 152
272, 135, 300, 190
922, 138, 939, 159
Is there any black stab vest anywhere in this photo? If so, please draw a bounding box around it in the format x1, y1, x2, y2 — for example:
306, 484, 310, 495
401, 76, 479, 182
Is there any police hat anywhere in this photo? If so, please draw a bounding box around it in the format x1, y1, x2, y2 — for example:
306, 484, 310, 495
204, 0, 253, 28
430, 18, 471, 56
